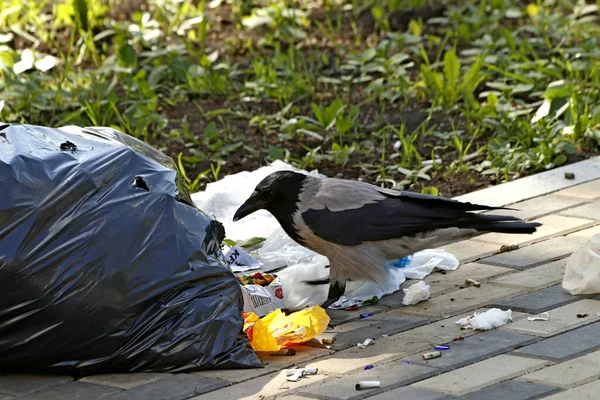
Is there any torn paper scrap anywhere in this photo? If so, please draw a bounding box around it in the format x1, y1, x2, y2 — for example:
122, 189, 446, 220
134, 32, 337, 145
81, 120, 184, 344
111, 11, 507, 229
527, 312, 550, 321
455, 308, 512, 330
357, 338, 375, 349
225, 244, 262, 272
402, 281, 431, 305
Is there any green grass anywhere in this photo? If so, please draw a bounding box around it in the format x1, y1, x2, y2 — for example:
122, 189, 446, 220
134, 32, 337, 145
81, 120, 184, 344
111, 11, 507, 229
2, 0, 600, 197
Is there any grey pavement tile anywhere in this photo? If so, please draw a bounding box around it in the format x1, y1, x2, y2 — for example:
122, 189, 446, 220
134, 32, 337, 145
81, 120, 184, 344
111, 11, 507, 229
364, 387, 449, 400
560, 201, 600, 220
80, 373, 168, 389
328, 305, 391, 327
449, 380, 562, 400
16, 382, 122, 400
514, 321, 600, 361
481, 237, 583, 270
487, 284, 592, 314
0, 375, 73, 396
298, 360, 439, 400
486, 195, 586, 221
108, 374, 227, 400
453, 158, 600, 207
407, 329, 539, 371
320, 314, 430, 351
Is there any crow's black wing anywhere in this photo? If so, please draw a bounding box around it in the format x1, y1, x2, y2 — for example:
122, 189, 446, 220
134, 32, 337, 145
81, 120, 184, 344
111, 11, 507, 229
301, 187, 530, 246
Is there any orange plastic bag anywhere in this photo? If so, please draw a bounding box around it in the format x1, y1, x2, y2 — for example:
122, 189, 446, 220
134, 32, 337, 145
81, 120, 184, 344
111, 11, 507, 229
243, 306, 330, 352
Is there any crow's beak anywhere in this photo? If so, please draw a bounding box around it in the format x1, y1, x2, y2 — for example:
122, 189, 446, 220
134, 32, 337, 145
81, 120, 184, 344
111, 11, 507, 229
233, 192, 267, 221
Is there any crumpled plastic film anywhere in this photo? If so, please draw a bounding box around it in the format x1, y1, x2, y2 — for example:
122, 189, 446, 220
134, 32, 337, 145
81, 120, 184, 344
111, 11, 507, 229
243, 306, 330, 352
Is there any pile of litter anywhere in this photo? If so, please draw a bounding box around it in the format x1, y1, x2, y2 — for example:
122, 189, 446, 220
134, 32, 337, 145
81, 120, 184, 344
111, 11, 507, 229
192, 161, 460, 315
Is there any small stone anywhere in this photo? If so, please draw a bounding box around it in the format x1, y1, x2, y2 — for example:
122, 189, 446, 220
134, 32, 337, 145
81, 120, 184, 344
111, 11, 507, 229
565, 172, 575, 180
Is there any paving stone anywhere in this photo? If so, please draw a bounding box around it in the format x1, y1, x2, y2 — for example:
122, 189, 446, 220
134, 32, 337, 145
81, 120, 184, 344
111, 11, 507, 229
318, 314, 430, 351
491, 260, 566, 290
474, 215, 593, 247
486, 194, 585, 220
407, 329, 538, 370
434, 240, 501, 264
306, 345, 417, 375
299, 359, 439, 400
194, 367, 276, 384
488, 284, 591, 314
385, 263, 512, 305
553, 178, 600, 200
481, 237, 584, 270
110, 374, 227, 400
560, 200, 600, 220
517, 350, 600, 388
191, 370, 328, 400
502, 299, 600, 337
17, 382, 121, 400
567, 224, 600, 239
328, 304, 391, 326
365, 387, 449, 400
541, 379, 600, 399
513, 321, 600, 360
412, 354, 547, 395
398, 284, 522, 318
452, 380, 561, 400
80, 373, 168, 390
0, 375, 73, 396
257, 345, 334, 370
453, 158, 600, 207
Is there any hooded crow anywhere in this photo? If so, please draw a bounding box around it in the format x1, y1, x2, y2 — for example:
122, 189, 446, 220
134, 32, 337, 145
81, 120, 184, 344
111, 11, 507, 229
233, 171, 541, 308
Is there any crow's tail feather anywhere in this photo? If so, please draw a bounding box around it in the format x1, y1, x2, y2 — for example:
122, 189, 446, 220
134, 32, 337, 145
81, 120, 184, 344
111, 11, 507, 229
468, 213, 541, 234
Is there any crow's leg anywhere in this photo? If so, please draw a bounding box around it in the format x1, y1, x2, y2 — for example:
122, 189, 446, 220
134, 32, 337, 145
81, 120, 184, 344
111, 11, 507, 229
320, 277, 346, 309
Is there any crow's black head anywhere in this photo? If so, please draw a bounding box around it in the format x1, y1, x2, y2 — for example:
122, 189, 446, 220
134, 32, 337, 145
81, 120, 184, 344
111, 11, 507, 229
233, 170, 307, 221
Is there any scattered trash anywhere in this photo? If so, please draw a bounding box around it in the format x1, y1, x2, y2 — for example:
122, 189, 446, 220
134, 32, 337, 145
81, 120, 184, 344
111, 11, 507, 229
563, 233, 600, 295
564, 172, 575, 180
577, 313, 589, 318
434, 344, 450, 351
364, 365, 374, 370
402, 281, 431, 306
357, 338, 375, 349
422, 351, 442, 360
238, 273, 284, 317
226, 244, 262, 272
243, 306, 329, 352
452, 336, 465, 341
401, 360, 413, 365
466, 278, 481, 288
455, 308, 513, 330
356, 381, 381, 390
360, 313, 373, 319
284, 367, 317, 381
527, 312, 550, 321
321, 338, 335, 345
499, 244, 519, 253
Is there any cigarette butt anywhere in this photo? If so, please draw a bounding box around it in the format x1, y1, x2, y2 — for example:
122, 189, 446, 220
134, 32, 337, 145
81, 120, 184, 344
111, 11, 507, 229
355, 381, 381, 390
466, 278, 481, 287
321, 338, 335, 345
422, 351, 442, 360
270, 348, 296, 356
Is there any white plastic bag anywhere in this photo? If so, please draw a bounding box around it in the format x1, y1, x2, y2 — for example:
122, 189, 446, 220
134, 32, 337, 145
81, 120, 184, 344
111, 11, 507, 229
563, 233, 600, 295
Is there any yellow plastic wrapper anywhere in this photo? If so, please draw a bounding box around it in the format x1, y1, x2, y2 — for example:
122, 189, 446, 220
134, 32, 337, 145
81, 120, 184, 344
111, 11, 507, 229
243, 306, 330, 352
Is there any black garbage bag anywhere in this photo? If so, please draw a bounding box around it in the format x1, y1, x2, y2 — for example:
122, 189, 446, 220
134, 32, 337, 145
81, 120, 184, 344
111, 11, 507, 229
0, 123, 262, 376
